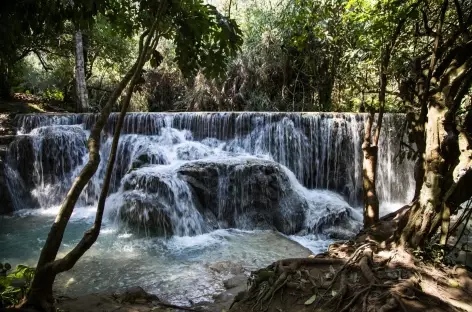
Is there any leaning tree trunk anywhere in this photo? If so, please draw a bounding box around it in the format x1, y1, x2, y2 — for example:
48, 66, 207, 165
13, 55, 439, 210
20, 23, 159, 312
75, 28, 89, 112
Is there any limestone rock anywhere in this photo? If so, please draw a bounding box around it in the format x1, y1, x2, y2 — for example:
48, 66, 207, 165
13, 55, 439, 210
178, 158, 306, 234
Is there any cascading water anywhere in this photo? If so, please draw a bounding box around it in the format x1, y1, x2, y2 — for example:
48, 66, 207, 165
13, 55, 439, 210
12, 112, 415, 208
1, 112, 415, 304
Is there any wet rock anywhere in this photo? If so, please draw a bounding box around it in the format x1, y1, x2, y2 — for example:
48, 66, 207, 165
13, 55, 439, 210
208, 261, 245, 275
223, 275, 247, 289
175, 142, 212, 160
113, 286, 158, 304
115, 166, 207, 237
110, 135, 169, 191
4, 125, 87, 209
0, 157, 13, 214
178, 158, 306, 234
130, 150, 167, 170
118, 193, 174, 237
6, 126, 87, 186
212, 291, 234, 302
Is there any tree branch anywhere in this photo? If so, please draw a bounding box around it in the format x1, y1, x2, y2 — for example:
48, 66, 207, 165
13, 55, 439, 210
422, 8, 435, 36
451, 66, 472, 111
32, 26, 152, 276
419, 0, 448, 114
434, 40, 472, 81
34, 51, 52, 70
438, 50, 472, 99
13, 49, 32, 64
48, 19, 161, 276
453, 0, 470, 40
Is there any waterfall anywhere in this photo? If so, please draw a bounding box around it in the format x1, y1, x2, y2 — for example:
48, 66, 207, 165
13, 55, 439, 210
7, 112, 415, 236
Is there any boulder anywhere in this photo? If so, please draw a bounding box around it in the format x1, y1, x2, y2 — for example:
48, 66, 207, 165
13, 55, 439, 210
208, 261, 245, 275
115, 166, 207, 237
7, 126, 87, 187
0, 157, 13, 214
178, 157, 306, 234
4, 125, 87, 209
118, 192, 174, 237
223, 275, 248, 289
108, 135, 169, 192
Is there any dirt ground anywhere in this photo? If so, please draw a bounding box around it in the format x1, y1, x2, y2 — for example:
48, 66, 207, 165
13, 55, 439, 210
53, 279, 247, 312
0, 93, 67, 114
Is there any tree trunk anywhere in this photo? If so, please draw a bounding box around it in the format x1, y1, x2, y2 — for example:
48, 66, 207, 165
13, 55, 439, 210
362, 58, 386, 228
360, 1, 414, 228
400, 105, 447, 247
0, 62, 11, 99
75, 28, 89, 112
394, 0, 472, 248
400, 103, 472, 248
20, 24, 159, 311
362, 113, 380, 227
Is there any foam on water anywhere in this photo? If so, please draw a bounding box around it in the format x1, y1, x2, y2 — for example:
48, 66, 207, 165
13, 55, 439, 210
13, 205, 99, 220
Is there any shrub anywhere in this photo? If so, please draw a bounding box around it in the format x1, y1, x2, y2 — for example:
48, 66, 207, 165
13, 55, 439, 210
0, 262, 35, 308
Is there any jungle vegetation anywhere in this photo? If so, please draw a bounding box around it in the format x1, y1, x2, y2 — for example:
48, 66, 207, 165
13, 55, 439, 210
0, 0, 471, 311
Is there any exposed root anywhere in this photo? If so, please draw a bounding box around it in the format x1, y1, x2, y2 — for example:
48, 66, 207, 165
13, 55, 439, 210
230, 241, 468, 312
339, 285, 371, 312
359, 249, 377, 284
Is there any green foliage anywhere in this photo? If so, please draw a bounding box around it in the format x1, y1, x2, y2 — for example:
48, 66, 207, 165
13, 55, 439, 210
4, 0, 470, 115
0, 263, 35, 308
42, 89, 65, 102
4, 0, 243, 111
166, 0, 243, 79
412, 243, 457, 266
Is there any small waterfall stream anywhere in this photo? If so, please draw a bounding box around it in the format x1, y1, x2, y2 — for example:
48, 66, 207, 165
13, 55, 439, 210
0, 112, 415, 304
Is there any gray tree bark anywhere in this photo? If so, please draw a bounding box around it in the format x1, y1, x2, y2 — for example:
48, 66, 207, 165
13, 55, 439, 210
75, 29, 89, 112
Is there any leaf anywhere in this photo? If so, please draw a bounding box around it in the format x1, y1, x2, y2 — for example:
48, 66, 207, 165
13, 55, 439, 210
448, 279, 460, 288
304, 294, 317, 305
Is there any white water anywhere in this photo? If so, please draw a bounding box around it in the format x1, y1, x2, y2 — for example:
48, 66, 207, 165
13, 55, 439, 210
0, 112, 415, 304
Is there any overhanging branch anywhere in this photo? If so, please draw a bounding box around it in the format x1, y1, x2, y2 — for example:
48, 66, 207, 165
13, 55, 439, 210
33, 50, 52, 71
48, 19, 161, 276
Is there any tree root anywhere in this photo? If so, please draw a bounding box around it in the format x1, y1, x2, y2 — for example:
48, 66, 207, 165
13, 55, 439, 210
313, 243, 374, 309
231, 241, 462, 312
339, 285, 371, 312
359, 249, 377, 284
